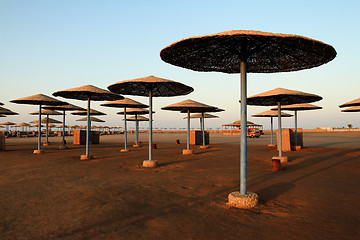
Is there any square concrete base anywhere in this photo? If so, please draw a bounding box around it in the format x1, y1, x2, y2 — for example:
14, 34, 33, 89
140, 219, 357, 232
272, 156, 288, 163
294, 146, 301, 151
80, 155, 93, 160
142, 160, 158, 168
199, 146, 208, 149
121, 149, 129, 152
183, 149, 194, 155
59, 145, 68, 150
33, 149, 44, 154
227, 191, 258, 209
133, 145, 141, 148
268, 144, 276, 147
43, 143, 50, 146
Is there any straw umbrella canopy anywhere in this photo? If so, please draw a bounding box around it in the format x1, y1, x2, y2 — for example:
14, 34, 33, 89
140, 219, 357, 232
0, 106, 19, 116
53, 85, 123, 160
248, 88, 322, 158
117, 108, 152, 147
272, 103, 322, 147
108, 76, 193, 167
339, 98, 360, 108
160, 30, 336, 207
101, 98, 148, 151
0, 121, 15, 132
71, 109, 106, 116
30, 109, 62, 145
0, 115, 6, 118
252, 110, 293, 146
14, 122, 32, 132
126, 115, 149, 121
30, 117, 62, 124
162, 99, 219, 154
0, 102, 3, 106
43, 104, 85, 149
184, 113, 219, 119
76, 116, 105, 123
10, 94, 66, 153
341, 106, 360, 112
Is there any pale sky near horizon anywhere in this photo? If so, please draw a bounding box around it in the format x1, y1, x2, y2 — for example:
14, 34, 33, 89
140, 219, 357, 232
1, 0, 359, 130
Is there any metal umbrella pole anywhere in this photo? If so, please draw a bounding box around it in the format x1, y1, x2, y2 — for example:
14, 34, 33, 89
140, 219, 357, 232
45, 115, 49, 144
199, 117, 203, 144
124, 107, 128, 150
187, 109, 190, 150
135, 114, 139, 145
277, 102, 283, 157
270, 116, 273, 145
148, 90, 153, 161
62, 110, 66, 146
294, 110, 298, 146
38, 104, 42, 151
201, 112, 206, 147
86, 97, 91, 157
240, 60, 247, 195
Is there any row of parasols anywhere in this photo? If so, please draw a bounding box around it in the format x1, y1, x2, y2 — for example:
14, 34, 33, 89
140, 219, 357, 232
2, 30, 358, 209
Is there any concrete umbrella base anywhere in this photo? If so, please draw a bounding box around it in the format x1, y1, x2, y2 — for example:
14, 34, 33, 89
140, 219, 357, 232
272, 156, 288, 163
142, 160, 158, 168
294, 146, 301, 151
271, 158, 282, 171
43, 142, 50, 146
121, 149, 130, 152
133, 145, 141, 148
268, 144, 276, 147
199, 146, 208, 149
59, 145, 68, 150
182, 149, 194, 155
33, 149, 44, 154
227, 191, 258, 209
80, 155, 93, 160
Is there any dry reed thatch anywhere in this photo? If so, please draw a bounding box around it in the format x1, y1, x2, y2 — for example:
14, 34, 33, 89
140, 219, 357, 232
271, 103, 322, 111
246, 88, 322, 106
0, 115, 6, 118
43, 104, 85, 111
101, 98, 148, 108
30, 109, 62, 115
252, 109, 293, 118
184, 113, 219, 119
71, 109, 106, 116
117, 108, 152, 115
30, 118, 62, 124
0, 102, 3, 106
0, 106, 19, 115
339, 98, 360, 108
10, 94, 67, 106
76, 116, 105, 122
14, 122, 31, 127
160, 30, 336, 73
53, 85, 123, 101
162, 99, 219, 112
341, 106, 360, 112
108, 76, 194, 97
126, 116, 149, 121
0, 121, 15, 126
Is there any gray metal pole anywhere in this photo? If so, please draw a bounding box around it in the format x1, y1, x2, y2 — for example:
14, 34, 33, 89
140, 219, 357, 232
38, 104, 42, 151
187, 110, 190, 150
200, 117, 203, 144
149, 90, 153, 161
294, 110, 298, 146
86, 97, 90, 157
135, 114, 139, 145
46, 115, 49, 144
270, 116, 273, 145
202, 112, 206, 147
124, 107, 127, 150
62, 110, 66, 146
240, 61, 247, 195
278, 102, 283, 157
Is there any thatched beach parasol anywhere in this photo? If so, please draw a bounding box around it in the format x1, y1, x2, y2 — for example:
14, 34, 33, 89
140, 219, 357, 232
272, 103, 322, 148
117, 108, 151, 147
108, 76, 193, 167
53, 85, 123, 160
341, 106, 360, 112
339, 98, 360, 108
101, 98, 148, 151
252, 109, 293, 146
71, 109, 106, 116
162, 99, 219, 154
10, 94, 66, 153
0, 106, 19, 116
0, 121, 15, 133
76, 116, 105, 123
160, 30, 336, 208
43, 104, 85, 149
30, 109, 62, 146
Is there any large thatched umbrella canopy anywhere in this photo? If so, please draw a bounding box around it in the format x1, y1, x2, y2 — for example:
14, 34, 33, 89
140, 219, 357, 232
43, 104, 85, 149
271, 103, 322, 147
0, 115, 7, 118
0, 102, 3, 106
127, 115, 149, 121
0, 106, 19, 115
10, 94, 66, 153
248, 88, 322, 158
101, 98, 148, 152
108, 76, 193, 167
71, 109, 106, 116
0, 121, 15, 126
30, 117, 62, 124
341, 106, 360, 112
53, 85, 123, 160
162, 99, 219, 153
339, 98, 360, 108
77, 116, 105, 123
184, 113, 219, 119
252, 110, 293, 146
160, 30, 336, 207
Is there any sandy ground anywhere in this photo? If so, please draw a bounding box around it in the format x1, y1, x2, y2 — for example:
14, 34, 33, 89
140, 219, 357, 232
0, 132, 359, 240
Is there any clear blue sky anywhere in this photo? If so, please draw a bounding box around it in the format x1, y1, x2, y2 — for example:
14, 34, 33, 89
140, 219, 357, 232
1, 0, 359, 130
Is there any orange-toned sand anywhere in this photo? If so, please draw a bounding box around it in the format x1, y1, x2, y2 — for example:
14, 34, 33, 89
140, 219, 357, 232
0, 132, 359, 239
